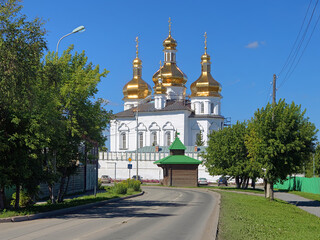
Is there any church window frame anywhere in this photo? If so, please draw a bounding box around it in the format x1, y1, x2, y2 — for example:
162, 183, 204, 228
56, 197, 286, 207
120, 132, 127, 150
138, 132, 144, 148
211, 103, 215, 114
165, 131, 171, 146
151, 131, 157, 146
200, 102, 204, 114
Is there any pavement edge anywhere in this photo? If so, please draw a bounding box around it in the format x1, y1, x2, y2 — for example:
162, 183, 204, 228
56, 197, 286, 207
0, 191, 144, 223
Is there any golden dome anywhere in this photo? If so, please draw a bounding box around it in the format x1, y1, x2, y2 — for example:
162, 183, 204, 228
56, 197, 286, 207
190, 33, 222, 98
154, 82, 166, 95
163, 35, 177, 50
152, 18, 187, 89
190, 52, 222, 97
132, 57, 142, 67
154, 61, 167, 95
152, 63, 187, 87
123, 37, 152, 100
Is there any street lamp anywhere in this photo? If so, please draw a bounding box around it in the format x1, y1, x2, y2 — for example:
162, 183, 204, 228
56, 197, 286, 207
56, 25, 85, 53
135, 95, 152, 179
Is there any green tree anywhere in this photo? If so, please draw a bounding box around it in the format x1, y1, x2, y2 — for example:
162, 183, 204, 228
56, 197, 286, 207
305, 142, 320, 177
246, 100, 318, 200
0, 0, 47, 209
195, 131, 204, 146
203, 121, 261, 189
41, 47, 111, 203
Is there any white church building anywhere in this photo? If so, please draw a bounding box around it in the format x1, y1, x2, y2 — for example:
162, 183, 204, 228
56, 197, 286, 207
99, 24, 225, 182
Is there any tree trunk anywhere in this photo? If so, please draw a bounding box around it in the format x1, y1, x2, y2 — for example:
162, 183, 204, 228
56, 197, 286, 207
0, 185, 5, 210
235, 176, 240, 188
266, 181, 274, 200
244, 178, 249, 189
239, 177, 243, 189
48, 183, 55, 204
14, 184, 20, 209
57, 172, 67, 203
251, 178, 256, 189
61, 176, 70, 202
264, 179, 267, 198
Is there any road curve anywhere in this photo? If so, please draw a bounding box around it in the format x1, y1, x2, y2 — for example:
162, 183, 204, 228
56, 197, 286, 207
0, 187, 220, 240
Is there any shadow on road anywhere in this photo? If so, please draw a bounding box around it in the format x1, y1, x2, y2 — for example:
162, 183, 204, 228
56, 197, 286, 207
54, 199, 187, 220
287, 200, 320, 207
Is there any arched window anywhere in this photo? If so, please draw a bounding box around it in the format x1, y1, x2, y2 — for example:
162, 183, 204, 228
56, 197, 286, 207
151, 132, 157, 146
120, 132, 127, 149
165, 132, 171, 146
200, 102, 204, 114
139, 132, 143, 148
211, 103, 215, 114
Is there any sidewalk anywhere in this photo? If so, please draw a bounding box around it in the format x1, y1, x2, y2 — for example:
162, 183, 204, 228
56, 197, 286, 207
275, 191, 320, 218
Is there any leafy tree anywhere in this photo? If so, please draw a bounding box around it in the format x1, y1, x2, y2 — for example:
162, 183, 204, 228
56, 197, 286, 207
0, 0, 47, 209
246, 100, 318, 200
305, 142, 320, 177
195, 131, 204, 146
203, 121, 262, 188
41, 47, 111, 203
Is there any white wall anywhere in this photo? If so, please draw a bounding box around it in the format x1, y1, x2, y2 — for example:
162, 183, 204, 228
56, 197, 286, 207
98, 151, 219, 183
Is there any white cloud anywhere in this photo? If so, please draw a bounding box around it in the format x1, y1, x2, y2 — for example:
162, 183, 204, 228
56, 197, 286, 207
245, 41, 259, 48
245, 41, 266, 49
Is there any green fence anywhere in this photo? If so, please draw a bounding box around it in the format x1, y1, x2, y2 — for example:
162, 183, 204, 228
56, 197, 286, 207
274, 177, 320, 194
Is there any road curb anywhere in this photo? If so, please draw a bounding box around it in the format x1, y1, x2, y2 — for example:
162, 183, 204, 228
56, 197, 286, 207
0, 191, 144, 223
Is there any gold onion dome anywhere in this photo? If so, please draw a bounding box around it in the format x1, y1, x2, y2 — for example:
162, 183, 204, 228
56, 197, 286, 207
154, 61, 167, 95
123, 37, 152, 100
190, 33, 222, 98
163, 35, 177, 50
152, 18, 187, 88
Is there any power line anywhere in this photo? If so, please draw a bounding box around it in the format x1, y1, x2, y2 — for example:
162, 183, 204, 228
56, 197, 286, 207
278, 0, 313, 78
278, 9, 320, 89
278, 0, 319, 89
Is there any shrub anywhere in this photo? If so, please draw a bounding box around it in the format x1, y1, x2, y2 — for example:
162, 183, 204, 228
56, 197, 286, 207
131, 180, 141, 191
113, 182, 128, 194
98, 179, 103, 190
123, 179, 141, 192
11, 190, 34, 208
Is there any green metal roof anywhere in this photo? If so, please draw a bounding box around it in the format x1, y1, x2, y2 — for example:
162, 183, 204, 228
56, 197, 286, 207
169, 137, 186, 150
154, 155, 202, 165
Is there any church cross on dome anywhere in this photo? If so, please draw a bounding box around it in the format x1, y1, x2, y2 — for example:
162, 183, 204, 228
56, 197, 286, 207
168, 17, 172, 36
204, 32, 207, 54
135, 36, 139, 58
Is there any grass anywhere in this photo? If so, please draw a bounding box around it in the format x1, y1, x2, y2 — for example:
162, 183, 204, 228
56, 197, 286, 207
0, 187, 140, 219
217, 191, 320, 240
201, 185, 265, 194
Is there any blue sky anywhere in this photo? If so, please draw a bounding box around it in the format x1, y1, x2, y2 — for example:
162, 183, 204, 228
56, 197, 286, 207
22, 0, 320, 141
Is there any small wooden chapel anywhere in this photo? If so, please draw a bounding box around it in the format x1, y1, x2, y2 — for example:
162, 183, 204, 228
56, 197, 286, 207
154, 137, 202, 187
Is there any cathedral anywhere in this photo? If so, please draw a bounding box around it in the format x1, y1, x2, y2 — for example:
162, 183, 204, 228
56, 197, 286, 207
100, 20, 224, 181
110, 24, 224, 153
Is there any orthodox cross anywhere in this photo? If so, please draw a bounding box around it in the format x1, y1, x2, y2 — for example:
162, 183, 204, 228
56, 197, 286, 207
135, 36, 139, 57
204, 32, 207, 54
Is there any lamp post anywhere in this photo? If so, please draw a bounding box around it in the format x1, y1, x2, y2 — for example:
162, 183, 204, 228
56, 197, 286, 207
56, 25, 85, 53
135, 96, 151, 179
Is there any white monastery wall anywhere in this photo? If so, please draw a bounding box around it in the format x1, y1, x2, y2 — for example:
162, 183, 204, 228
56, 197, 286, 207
98, 151, 220, 183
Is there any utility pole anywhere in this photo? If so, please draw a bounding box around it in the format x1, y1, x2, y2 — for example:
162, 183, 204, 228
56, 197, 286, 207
267, 74, 277, 200
272, 74, 277, 105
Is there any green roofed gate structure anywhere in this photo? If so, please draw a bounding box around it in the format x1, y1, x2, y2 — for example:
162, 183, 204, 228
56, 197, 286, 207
154, 137, 202, 187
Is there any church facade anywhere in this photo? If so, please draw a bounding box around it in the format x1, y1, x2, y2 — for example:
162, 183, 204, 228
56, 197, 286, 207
100, 23, 224, 182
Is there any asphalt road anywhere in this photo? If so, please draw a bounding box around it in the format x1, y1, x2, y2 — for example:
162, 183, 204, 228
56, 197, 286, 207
0, 187, 219, 240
